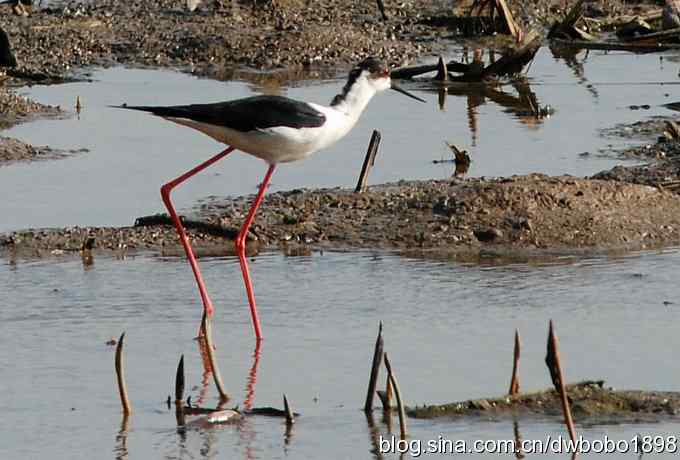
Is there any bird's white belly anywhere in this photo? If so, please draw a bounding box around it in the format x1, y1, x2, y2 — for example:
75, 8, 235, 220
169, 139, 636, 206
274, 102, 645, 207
165, 108, 355, 164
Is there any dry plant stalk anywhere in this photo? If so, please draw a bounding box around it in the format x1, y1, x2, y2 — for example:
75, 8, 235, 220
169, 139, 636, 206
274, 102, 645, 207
508, 329, 521, 396
201, 311, 229, 402
283, 394, 295, 425
175, 354, 185, 404
384, 352, 407, 439
115, 332, 132, 415
364, 322, 384, 412
545, 320, 577, 444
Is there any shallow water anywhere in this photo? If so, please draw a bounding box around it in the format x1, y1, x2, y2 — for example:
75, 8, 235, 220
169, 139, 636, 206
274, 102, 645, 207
2, 248, 680, 459
4, 48, 680, 458
1, 48, 678, 232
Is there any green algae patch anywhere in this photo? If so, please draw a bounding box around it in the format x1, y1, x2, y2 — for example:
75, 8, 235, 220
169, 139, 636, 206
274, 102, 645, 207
408, 381, 680, 424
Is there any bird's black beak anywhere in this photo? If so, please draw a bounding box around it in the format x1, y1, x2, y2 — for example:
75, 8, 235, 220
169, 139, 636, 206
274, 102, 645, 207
390, 81, 426, 103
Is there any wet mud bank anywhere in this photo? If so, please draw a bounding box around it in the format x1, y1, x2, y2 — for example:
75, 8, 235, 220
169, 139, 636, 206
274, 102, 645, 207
0, 89, 68, 165
5, 173, 680, 260
408, 381, 680, 424
0, 0, 663, 82
1, 0, 452, 81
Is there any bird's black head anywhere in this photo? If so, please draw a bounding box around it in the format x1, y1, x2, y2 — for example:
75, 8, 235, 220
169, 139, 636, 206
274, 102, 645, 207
355, 57, 389, 78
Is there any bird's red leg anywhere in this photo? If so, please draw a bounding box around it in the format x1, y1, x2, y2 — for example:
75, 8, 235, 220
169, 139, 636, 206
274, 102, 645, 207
160, 147, 235, 320
235, 164, 276, 342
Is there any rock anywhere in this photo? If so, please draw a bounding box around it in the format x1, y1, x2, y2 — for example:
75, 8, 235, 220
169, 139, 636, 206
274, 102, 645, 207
473, 227, 503, 242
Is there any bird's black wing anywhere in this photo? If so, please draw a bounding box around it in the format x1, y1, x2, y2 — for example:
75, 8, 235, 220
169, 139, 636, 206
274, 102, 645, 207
113, 95, 326, 132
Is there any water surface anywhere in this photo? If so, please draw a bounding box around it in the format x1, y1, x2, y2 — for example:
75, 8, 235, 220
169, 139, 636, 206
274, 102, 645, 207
2, 48, 679, 232
2, 248, 680, 459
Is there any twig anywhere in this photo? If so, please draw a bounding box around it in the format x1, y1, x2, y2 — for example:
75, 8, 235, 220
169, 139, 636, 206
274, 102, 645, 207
508, 329, 521, 396
115, 332, 132, 415
364, 322, 384, 412
384, 353, 407, 439
355, 130, 382, 193
201, 310, 229, 402
545, 320, 577, 444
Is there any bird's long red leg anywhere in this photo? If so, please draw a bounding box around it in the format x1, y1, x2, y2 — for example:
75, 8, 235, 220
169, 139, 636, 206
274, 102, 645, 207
160, 147, 235, 319
235, 164, 276, 342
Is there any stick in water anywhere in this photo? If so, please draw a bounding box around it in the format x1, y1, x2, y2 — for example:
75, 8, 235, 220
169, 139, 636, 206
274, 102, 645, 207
115, 332, 132, 415
201, 310, 229, 402
545, 320, 577, 444
175, 354, 185, 404
383, 352, 407, 439
508, 329, 521, 396
364, 322, 384, 412
283, 394, 295, 425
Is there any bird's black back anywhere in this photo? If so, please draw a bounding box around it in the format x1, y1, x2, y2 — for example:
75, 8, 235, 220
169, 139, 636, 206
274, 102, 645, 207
116, 95, 326, 132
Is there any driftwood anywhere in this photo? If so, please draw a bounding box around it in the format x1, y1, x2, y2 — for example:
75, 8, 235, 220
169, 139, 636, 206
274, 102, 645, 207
623, 26, 680, 43
548, 0, 596, 41
480, 31, 541, 79
550, 38, 680, 52
392, 33, 540, 84
467, 0, 520, 39
391, 60, 470, 80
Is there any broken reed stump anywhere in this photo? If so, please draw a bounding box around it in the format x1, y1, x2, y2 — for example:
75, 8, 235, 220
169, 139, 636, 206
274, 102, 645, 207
175, 355, 185, 404
115, 332, 132, 415
384, 352, 407, 439
174, 355, 186, 426
508, 329, 521, 396
201, 311, 229, 402
283, 394, 295, 425
376, 373, 393, 412
355, 130, 382, 193
434, 56, 448, 81
364, 322, 384, 412
545, 320, 577, 444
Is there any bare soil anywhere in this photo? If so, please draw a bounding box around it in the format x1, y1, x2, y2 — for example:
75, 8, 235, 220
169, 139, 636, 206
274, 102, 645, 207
3, 0, 680, 259
5, 173, 680, 260
0, 0, 664, 82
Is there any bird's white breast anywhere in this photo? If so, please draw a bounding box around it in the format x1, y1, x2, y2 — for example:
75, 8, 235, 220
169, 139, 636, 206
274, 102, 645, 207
165, 104, 357, 164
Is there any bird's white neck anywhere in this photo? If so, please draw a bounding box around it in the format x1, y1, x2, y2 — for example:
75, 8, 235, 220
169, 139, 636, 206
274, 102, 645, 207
330, 74, 378, 120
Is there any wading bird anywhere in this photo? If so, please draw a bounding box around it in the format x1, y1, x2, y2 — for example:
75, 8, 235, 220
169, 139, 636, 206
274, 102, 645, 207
115, 57, 425, 341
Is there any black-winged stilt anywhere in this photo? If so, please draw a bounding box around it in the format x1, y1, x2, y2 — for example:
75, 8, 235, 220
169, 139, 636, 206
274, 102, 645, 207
115, 57, 425, 341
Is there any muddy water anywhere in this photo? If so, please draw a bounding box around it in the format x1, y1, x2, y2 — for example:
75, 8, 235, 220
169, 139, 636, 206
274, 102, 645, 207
2, 248, 680, 459
2, 49, 678, 232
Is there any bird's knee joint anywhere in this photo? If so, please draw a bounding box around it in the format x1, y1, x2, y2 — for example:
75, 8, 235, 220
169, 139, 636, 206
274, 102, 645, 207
235, 236, 246, 253
160, 184, 172, 200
